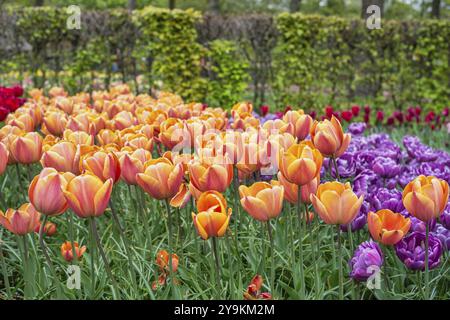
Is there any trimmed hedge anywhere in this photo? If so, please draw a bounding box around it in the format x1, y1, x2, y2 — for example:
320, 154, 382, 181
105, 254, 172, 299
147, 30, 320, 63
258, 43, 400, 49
0, 7, 449, 110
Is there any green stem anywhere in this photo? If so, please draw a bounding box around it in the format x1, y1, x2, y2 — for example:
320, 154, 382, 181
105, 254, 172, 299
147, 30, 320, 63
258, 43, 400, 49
425, 223, 430, 300
332, 156, 340, 181
225, 232, 234, 299
297, 187, 305, 299
90, 217, 120, 299
211, 236, 222, 299
0, 235, 11, 299
88, 218, 96, 299
164, 199, 175, 298
136, 186, 152, 255
307, 204, 320, 299
22, 236, 32, 299
266, 220, 275, 295
66, 213, 78, 264
337, 225, 343, 300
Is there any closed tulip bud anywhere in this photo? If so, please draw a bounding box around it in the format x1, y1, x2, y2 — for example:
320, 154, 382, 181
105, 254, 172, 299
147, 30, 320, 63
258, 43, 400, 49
279, 141, 323, 186
402, 175, 449, 222
274, 172, 318, 204
119, 148, 152, 185
81, 150, 121, 183
136, 158, 184, 200
0, 203, 41, 235
156, 249, 179, 273
10, 132, 43, 164
61, 241, 86, 262
0, 142, 8, 175
310, 116, 351, 158
35, 221, 57, 236
29, 168, 75, 216
63, 173, 113, 218
310, 181, 363, 225
368, 209, 411, 245
192, 190, 232, 240
189, 158, 233, 193
239, 181, 284, 222
283, 110, 313, 140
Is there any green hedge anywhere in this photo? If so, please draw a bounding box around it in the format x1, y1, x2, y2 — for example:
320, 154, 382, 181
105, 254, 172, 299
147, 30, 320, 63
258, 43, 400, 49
1, 7, 449, 110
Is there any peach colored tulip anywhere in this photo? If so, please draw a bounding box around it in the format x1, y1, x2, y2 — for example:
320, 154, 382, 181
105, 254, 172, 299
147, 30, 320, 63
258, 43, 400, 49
283, 110, 313, 140
9, 132, 43, 164
189, 158, 233, 193
310, 181, 363, 225
97, 129, 122, 146
273, 172, 319, 204
41, 141, 87, 174
124, 133, 154, 152
239, 181, 284, 222
63, 129, 94, 146
136, 158, 184, 200
368, 209, 411, 245
0, 203, 41, 235
81, 150, 121, 183
28, 168, 74, 216
61, 241, 86, 262
159, 118, 185, 150
119, 148, 152, 185
279, 141, 323, 186
192, 190, 232, 240
402, 175, 449, 222
63, 173, 113, 218
42, 111, 68, 136
6, 113, 35, 132
35, 221, 57, 236
310, 115, 351, 158
169, 183, 191, 208
0, 142, 8, 175
156, 249, 179, 273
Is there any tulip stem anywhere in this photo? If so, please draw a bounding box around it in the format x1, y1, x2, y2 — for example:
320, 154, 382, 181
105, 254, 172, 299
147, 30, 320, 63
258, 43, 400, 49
67, 213, 78, 264
0, 233, 11, 299
332, 156, 340, 181
266, 221, 275, 295
211, 236, 222, 299
136, 186, 152, 255
88, 218, 96, 299
306, 204, 320, 299
15, 164, 26, 201
425, 223, 430, 300
337, 225, 343, 300
39, 215, 64, 299
21, 235, 32, 299
164, 199, 175, 298
90, 217, 120, 299
297, 188, 305, 299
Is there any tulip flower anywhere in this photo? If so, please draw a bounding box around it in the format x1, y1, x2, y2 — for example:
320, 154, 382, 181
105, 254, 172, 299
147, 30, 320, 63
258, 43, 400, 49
402, 175, 449, 222
41, 141, 87, 174
274, 172, 318, 205
81, 150, 121, 183
42, 111, 68, 136
0, 142, 8, 175
63, 173, 113, 218
136, 158, 184, 200
61, 241, 86, 262
310, 115, 351, 159
279, 141, 323, 186
9, 132, 43, 164
311, 181, 363, 225
243, 275, 272, 300
239, 181, 284, 222
119, 148, 152, 185
395, 232, 442, 271
34, 221, 57, 237
283, 110, 313, 140
349, 240, 384, 281
156, 249, 179, 273
188, 158, 233, 193
0, 203, 41, 235
29, 168, 75, 216
368, 209, 411, 245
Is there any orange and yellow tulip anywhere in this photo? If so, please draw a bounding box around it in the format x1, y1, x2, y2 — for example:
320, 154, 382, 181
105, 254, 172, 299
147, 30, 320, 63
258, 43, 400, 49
156, 249, 179, 273
310, 115, 351, 158
192, 190, 232, 240
61, 241, 86, 262
368, 209, 411, 245
119, 148, 152, 185
189, 159, 233, 193
310, 181, 363, 225
35, 221, 57, 236
279, 141, 323, 186
402, 175, 449, 222
81, 150, 121, 183
63, 173, 113, 218
283, 110, 313, 141
28, 168, 75, 216
41, 141, 87, 174
0, 203, 41, 235
136, 158, 184, 200
273, 172, 318, 204
9, 132, 43, 164
239, 181, 284, 222
0, 142, 8, 175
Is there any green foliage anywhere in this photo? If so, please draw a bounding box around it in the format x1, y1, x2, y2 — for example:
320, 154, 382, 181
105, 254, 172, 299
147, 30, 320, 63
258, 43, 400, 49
205, 40, 251, 108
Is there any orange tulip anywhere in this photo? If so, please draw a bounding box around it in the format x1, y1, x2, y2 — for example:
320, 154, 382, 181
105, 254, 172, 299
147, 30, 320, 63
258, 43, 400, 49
6, 113, 35, 132
0, 203, 41, 235
368, 209, 411, 245
97, 129, 122, 146
136, 158, 184, 200
279, 141, 323, 186
119, 148, 152, 185
41, 141, 88, 174
42, 111, 68, 136
156, 249, 179, 273
283, 110, 313, 141
61, 241, 86, 262
0, 142, 8, 175
239, 181, 284, 221
402, 175, 449, 222
310, 115, 351, 158
159, 118, 185, 150
189, 158, 233, 193
28, 168, 75, 216
9, 132, 43, 164
63, 173, 113, 218
192, 190, 232, 240
63, 129, 94, 146
35, 221, 57, 236
81, 150, 121, 183
310, 181, 363, 225
273, 172, 318, 204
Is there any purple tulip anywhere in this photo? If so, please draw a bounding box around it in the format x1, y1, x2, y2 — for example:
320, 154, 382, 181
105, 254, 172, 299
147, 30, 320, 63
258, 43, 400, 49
440, 206, 450, 230
349, 240, 384, 281
341, 200, 369, 232
409, 216, 437, 233
395, 232, 442, 271
348, 122, 366, 135
434, 225, 450, 251
372, 157, 401, 178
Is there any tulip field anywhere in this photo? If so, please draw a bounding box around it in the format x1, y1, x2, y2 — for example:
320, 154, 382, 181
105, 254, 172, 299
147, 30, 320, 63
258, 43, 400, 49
0, 84, 449, 301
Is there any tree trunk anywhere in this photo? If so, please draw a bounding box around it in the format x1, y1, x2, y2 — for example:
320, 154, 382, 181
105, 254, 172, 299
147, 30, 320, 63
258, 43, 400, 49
34, 0, 44, 6
207, 0, 221, 13
431, 0, 441, 18
128, 0, 137, 10
361, 0, 384, 19
169, 0, 176, 10
290, 0, 301, 12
